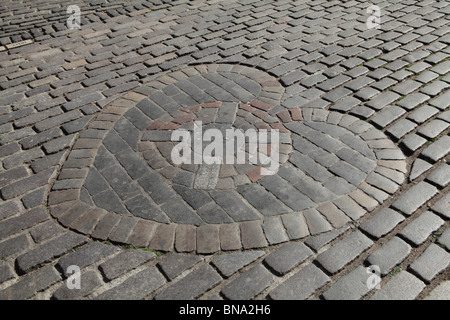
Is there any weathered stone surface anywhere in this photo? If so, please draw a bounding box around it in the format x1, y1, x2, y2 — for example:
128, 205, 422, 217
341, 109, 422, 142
370, 271, 425, 300
221, 264, 274, 300
212, 250, 265, 278
53, 270, 102, 300
16, 232, 88, 273
157, 253, 202, 281
366, 237, 411, 276
322, 266, 371, 300
96, 267, 165, 300
409, 244, 450, 283
155, 264, 221, 300
269, 264, 330, 300
99, 249, 156, 281
0, 265, 60, 300
424, 281, 450, 300
391, 182, 438, 216
432, 193, 450, 219
264, 242, 313, 275
57, 242, 118, 277
399, 211, 444, 246
360, 208, 405, 239
316, 231, 373, 274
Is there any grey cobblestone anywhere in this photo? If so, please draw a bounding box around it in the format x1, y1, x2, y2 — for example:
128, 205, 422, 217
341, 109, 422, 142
99, 249, 155, 281
16, 232, 87, 274
432, 192, 450, 219
57, 242, 118, 277
157, 253, 202, 281
360, 208, 405, 239
155, 264, 221, 300
370, 271, 425, 300
269, 264, 330, 300
221, 264, 274, 300
212, 250, 264, 278
264, 242, 313, 276
0, 207, 48, 240
437, 228, 450, 250
399, 211, 444, 246
0, 234, 30, 260
421, 135, 450, 162
425, 281, 450, 300
367, 237, 411, 276
29, 221, 65, 244
316, 230, 373, 274
426, 163, 450, 188
0, 265, 60, 300
409, 243, 450, 283
53, 270, 102, 300
322, 266, 371, 300
0, 264, 15, 284
391, 182, 438, 216
97, 267, 165, 300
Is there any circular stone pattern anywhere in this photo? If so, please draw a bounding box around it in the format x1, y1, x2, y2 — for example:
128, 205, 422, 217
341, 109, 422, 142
141, 100, 293, 191
47, 64, 407, 253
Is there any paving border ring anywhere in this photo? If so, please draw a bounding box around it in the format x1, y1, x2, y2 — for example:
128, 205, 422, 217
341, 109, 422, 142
46, 63, 407, 254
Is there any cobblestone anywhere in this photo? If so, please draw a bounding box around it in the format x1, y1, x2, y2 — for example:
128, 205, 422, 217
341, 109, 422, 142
0, 234, 30, 260
437, 228, 450, 250
16, 232, 87, 274
425, 281, 450, 300
421, 135, 450, 162
399, 211, 444, 246
366, 237, 411, 276
426, 163, 450, 188
99, 249, 155, 281
221, 264, 274, 300
0, 264, 15, 284
264, 242, 313, 276
97, 267, 165, 300
212, 250, 264, 278
155, 264, 221, 300
0, 207, 48, 240
360, 208, 405, 239
269, 264, 330, 300
316, 231, 373, 274
391, 182, 438, 216
409, 244, 450, 283
322, 266, 372, 300
56, 242, 117, 277
432, 193, 450, 219
370, 271, 425, 300
0, 265, 60, 300
157, 253, 202, 281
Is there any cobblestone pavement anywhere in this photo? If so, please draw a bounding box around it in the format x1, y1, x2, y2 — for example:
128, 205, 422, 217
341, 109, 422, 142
0, 0, 449, 300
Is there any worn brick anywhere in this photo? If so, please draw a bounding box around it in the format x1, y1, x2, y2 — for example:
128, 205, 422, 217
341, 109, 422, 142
53, 270, 102, 300
99, 249, 155, 281
155, 264, 221, 300
16, 232, 87, 273
221, 264, 274, 300
264, 242, 313, 276
97, 267, 165, 300
0, 265, 60, 300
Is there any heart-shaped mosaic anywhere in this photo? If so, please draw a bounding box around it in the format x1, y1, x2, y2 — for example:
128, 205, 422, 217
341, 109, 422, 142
47, 64, 406, 253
